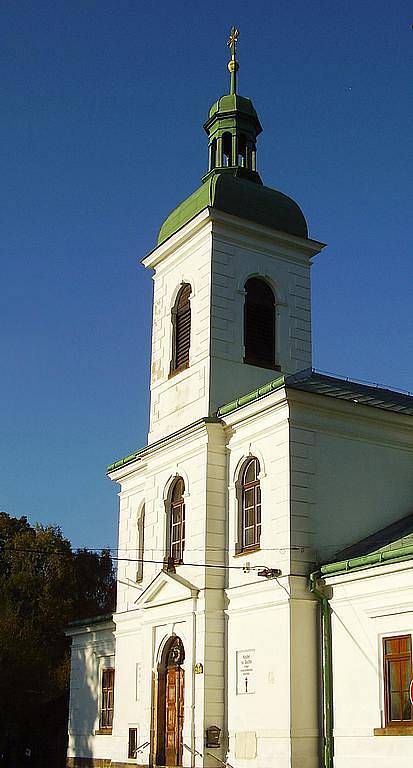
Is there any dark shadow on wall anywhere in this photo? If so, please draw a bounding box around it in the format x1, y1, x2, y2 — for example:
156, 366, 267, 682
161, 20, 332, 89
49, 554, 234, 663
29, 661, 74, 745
68, 638, 114, 767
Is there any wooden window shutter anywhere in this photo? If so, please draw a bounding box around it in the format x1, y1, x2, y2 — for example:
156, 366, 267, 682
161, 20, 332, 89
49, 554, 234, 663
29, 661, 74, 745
244, 278, 275, 368
171, 284, 191, 374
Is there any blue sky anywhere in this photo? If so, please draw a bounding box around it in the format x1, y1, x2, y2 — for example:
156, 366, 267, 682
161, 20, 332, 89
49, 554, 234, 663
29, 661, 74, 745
1, 1, 412, 549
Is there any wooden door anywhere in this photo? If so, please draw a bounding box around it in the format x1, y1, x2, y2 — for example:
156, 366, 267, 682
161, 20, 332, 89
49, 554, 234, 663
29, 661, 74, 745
165, 667, 184, 766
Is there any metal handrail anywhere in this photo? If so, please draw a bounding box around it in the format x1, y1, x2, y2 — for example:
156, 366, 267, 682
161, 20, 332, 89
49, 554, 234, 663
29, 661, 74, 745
183, 742, 234, 768
183, 742, 204, 759
206, 751, 235, 768
133, 740, 150, 756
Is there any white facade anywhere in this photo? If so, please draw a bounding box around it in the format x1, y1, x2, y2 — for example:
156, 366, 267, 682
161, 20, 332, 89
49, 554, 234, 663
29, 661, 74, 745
145, 210, 322, 444
324, 557, 413, 767
66, 82, 413, 768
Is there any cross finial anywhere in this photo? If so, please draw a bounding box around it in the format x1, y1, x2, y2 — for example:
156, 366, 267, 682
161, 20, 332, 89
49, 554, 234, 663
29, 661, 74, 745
227, 26, 239, 95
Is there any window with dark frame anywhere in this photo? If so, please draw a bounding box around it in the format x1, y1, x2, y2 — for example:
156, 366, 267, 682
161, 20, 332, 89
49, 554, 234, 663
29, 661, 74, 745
170, 283, 191, 375
100, 668, 115, 730
240, 458, 261, 552
128, 728, 138, 759
383, 635, 413, 727
136, 506, 145, 584
244, 277, 275, 368
169, 478, 185, 565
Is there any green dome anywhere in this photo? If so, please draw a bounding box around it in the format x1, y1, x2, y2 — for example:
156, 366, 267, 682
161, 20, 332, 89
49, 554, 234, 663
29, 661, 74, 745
157, 172, 308, 245
208, 93, 260, 122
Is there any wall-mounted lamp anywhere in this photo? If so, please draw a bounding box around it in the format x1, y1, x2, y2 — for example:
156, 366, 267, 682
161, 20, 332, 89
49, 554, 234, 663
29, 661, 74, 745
257, 568, 282, 579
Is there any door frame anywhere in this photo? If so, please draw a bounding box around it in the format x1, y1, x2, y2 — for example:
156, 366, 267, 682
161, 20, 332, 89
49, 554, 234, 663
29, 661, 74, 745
153, 635, 185, 767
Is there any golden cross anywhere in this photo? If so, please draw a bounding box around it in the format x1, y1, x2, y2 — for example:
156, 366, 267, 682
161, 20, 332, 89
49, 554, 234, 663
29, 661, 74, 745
227, 26, 239, 56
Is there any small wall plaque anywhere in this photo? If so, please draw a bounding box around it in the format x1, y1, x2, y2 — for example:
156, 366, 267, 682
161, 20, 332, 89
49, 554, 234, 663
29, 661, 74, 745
194, 662, 203, 674
206, 725, 221, 748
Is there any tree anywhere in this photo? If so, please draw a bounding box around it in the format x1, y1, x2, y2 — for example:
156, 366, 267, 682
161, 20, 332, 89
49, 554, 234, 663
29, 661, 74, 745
0, 511, 115, 766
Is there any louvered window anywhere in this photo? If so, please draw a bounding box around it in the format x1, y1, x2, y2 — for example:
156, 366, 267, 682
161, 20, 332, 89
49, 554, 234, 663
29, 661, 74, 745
244, 278, 275, 368
240, 458, 261, 552
171, 283, 191, 375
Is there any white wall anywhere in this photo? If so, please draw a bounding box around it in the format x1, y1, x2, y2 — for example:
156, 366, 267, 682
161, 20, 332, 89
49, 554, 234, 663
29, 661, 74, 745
226, 577, 319, 768
143, 209, 323, 444
288, 393, 413, 565
325, 560, 413, 767
67, 620, 116, 763
209, 215, 320, 413
107, 419, 228, 765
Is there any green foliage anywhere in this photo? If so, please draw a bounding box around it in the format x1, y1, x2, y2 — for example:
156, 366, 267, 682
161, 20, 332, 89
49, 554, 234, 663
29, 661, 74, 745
0, 511, 115, 725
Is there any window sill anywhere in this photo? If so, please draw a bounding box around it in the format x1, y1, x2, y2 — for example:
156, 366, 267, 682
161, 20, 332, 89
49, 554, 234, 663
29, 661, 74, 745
234, 546, 261, 557
169, 361, 189, 379
95, 728, 113, 736
374, 726, 413, 736
243, 358, 281, 372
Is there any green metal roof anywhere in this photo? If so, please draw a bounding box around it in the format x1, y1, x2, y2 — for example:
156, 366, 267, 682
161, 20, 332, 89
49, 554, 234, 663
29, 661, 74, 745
333, 511, 413, 562
217, 369, 413, 418
320, 543, 413, 578
157, 171, 308, 245
107, 417, 220, 473
109, 371, 413, 473
207, 93, 261, 126
320, 511, 413, 577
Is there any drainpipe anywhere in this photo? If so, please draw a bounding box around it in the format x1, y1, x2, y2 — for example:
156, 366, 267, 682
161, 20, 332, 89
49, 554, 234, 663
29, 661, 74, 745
309, 571, 333, 768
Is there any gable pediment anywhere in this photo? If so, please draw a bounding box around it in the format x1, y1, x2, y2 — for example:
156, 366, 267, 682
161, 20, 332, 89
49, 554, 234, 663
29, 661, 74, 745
135, 570, 199, 609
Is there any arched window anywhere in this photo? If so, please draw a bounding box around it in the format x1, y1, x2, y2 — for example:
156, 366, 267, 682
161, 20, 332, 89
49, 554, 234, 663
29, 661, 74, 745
166, 477, 185, 567
244, 277, 275, 368
237, 133, 247, 167
209, 138, 217, 171
136, 505, 145, 584
170, 284, 191, 375
222, 132, 232, 167
238, 458, 261, 553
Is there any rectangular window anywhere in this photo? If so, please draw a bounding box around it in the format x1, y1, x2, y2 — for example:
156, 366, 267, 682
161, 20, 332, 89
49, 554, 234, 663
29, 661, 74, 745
128, 728, 138, 759
383, 635, 413, 727
100, 668, 115, 730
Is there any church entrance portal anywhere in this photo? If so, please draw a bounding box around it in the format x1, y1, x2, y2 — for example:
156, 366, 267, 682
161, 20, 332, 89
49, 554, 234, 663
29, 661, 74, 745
155, 636, 185, 767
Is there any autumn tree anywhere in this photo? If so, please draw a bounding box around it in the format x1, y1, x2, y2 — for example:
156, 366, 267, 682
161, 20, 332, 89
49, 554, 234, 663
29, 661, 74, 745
0, 511, 115, 766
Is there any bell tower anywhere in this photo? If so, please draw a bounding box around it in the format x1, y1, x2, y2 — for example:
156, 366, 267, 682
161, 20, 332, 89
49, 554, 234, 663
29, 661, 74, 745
143, 29, 324, 444
203, 26, 262, 185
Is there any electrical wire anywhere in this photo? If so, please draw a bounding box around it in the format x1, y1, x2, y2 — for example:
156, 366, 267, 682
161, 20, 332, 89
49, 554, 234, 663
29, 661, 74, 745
0, 546, 274, 571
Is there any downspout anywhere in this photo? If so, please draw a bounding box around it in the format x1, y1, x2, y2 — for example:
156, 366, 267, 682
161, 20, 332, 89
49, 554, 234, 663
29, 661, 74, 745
309, 571, 333, 768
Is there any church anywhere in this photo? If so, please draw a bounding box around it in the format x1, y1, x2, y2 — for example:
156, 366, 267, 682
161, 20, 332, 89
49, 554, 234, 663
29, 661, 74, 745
66, 29, 413, 768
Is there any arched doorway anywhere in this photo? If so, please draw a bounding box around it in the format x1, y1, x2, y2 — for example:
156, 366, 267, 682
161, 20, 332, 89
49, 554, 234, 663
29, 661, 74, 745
156, 636, 185, 766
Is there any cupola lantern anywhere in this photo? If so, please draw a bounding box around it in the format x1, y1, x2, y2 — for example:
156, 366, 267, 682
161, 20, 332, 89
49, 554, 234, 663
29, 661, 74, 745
203, 27, 263, 184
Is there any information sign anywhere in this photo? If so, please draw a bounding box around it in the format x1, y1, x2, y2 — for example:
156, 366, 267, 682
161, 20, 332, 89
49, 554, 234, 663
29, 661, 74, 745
236, 649, 256, 694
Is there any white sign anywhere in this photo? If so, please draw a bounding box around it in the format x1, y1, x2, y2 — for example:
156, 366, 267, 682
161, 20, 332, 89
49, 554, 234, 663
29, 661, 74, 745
236, 649, 256, 694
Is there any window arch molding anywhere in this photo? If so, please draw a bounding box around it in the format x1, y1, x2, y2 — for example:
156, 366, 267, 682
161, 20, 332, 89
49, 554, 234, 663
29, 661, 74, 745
163, 474, 187, 569
235, 456, 263, 554
236, 270, 284, 304
156, 629, 189, 668
232, 448, 267, 488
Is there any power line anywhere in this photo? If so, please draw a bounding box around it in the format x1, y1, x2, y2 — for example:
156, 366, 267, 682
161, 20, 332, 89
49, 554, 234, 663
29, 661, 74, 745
0, 546, 273, 571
